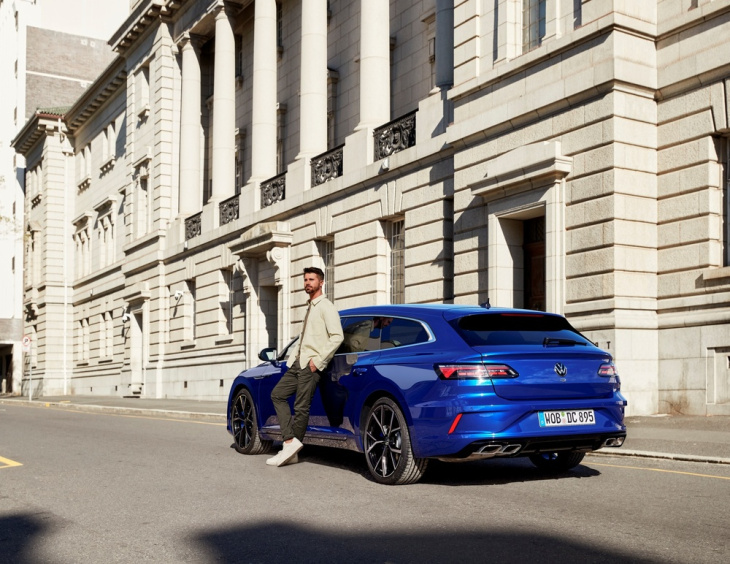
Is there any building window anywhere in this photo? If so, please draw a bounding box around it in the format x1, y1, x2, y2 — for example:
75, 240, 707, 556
327, 70, 339, 149
102, 120, 116, 167
276, 1, 284, 52
387, 219, 405, 304
722, 138, 730, 266
523, 0, 546, 52
221, 269, 234, 336
97, 215, 115, 269
73, 216, 92, 279
99, 311, 113, 359
276, 103, 287, 175
185, 279, 197, 341
78, 318, 90, 363
136, 63, 151, 117
235, 129, 245, 194
317, 239, 335, 302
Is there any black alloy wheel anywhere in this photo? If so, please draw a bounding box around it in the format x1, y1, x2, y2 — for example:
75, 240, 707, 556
363, 397, 428, 485
231, 389, 272, 455
528, 451, 585, 472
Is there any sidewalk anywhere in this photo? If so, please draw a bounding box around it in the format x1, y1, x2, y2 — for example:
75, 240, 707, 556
2, 395, 729, 464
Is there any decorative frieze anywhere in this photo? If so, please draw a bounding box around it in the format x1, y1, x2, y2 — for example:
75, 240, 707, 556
373, 110, 417, 161
185, 212, 202, 240
311, 145, 344, 187
261, 173, 286, 208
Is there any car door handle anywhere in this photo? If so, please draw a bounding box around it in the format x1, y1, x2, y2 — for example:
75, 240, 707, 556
353, 368, 367, 377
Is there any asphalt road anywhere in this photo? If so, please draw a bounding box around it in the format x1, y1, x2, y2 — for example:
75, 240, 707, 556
1, 403, 728, 564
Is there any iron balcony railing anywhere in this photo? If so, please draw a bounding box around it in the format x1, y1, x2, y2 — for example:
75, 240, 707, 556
261, 172, 286, 208
219, 194, 239, 226
185, 212, 202, 240
373, 110, 417, 161
311, 144, 344, 187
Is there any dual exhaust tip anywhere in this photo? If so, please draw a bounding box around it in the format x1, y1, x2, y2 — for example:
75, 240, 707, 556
474, 443, 522, 458
602, 436, 625, 448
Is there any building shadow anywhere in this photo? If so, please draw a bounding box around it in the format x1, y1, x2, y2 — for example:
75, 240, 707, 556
191, 520, 660, 564
0, 513, 54, 564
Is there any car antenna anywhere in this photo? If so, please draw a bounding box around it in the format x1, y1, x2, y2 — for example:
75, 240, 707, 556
480, 298, 491, 309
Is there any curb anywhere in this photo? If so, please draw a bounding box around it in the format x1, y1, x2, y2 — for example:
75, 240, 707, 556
587, 449, 730, 465
0, 398, 226, 423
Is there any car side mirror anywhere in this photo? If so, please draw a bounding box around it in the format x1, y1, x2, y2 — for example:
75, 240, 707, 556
259, 347, 278, 363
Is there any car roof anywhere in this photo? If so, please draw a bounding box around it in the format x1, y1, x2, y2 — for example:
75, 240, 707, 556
338, 304, 563, 321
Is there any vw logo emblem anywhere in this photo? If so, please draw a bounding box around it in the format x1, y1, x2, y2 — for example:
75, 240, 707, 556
554, 363, 568, 377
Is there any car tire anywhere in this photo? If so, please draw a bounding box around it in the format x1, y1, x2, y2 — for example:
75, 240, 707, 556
363, 397, 428, 485
528, 451, 585, 472
231, 389, 272, 455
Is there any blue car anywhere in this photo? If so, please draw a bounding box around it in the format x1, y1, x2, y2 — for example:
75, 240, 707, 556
226, 304, 627, 485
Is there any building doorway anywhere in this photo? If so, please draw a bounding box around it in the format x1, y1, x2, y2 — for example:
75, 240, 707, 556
523, 217, 546, 311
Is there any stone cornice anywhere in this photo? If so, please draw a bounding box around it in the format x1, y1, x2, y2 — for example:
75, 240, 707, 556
64, 57, 127, 133
11, 113, 66, 155
110, 0, 186, 55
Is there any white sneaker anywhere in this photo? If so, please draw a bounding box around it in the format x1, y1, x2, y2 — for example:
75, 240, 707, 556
266, 450, 285, 466
280, 453, 299, 466
277, 437, 303, 467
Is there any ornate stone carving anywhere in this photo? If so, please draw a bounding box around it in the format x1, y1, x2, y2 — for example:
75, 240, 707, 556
374, 110, 417, 161
261, 173, 286, 208
311, 145, 344, 187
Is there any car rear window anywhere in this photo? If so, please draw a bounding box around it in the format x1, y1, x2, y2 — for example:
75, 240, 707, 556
451, 313, 592, 347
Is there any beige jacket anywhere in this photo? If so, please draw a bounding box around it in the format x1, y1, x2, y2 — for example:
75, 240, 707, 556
287, 295, 344, 371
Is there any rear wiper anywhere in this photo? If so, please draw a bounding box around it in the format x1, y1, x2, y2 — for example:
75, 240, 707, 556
543, 337, 588, 347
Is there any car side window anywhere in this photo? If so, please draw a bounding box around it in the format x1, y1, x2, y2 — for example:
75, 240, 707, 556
337, 316, 377, 354
379, 318, 430, 349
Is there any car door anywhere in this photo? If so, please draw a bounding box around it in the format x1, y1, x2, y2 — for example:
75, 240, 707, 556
317, 316, 381, 434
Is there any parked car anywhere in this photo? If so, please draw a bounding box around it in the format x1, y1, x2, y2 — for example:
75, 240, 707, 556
226, 304, 627, 485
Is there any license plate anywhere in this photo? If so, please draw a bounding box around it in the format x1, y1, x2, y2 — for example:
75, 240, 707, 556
538, 409, 595, 427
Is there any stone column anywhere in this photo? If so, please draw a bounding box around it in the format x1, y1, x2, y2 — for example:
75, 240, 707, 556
435, 0, 454, 90
178, 32, 202, 215
211, 2, 236, 201
357, 0, 390, 129
251, 0, 277, 181
297, 0, 328, 159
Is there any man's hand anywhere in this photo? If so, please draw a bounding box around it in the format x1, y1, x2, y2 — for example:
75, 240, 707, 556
309, 359, 317, 372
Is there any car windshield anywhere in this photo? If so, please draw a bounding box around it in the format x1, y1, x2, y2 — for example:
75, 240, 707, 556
451, 313, 593, 347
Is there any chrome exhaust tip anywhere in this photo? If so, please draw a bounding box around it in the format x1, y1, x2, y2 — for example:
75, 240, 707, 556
602, 437, 625, 447
501, 444, 522, 455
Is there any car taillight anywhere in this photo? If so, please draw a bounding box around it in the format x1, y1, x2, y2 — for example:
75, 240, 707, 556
598, 363, 618, 377
436, 364, 518, 380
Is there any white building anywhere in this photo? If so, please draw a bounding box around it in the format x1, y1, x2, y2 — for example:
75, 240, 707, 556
0, 0, 127, 394
11, 0, 730, 416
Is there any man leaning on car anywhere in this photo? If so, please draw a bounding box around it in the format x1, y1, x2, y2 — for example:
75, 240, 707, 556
267, 266, 344, 467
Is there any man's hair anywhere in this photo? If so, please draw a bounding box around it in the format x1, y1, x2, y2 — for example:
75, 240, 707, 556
303, 266, 324, 280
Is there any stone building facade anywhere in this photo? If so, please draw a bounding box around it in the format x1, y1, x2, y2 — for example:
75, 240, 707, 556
0, 0, 126, 395
12, 0, 730, 416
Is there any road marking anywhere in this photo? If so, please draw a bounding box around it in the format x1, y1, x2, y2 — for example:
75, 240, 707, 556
0, 455, 23, 469
591, 461, 730, 481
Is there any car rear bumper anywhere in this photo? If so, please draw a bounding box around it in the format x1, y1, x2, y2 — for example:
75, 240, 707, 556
434, 431, 627, 461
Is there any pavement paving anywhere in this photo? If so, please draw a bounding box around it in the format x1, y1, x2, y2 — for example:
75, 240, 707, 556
2, 394, 729, 465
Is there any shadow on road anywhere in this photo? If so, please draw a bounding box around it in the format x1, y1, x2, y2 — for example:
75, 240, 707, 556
192, 520, 660, 563
258, 444, 602, 486
0, 513, 53, 564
